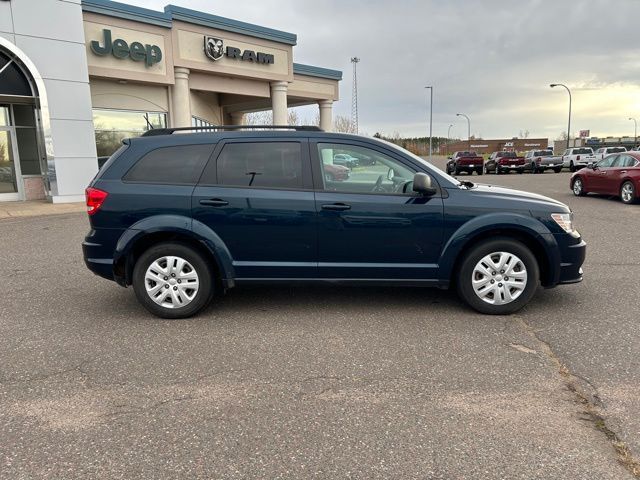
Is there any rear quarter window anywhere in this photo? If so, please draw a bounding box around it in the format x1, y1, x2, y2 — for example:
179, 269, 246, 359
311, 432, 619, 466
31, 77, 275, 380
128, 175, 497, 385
123, 144, 214, 185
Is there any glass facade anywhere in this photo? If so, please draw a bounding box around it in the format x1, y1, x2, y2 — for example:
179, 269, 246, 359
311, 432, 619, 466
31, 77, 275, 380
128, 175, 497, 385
93, 109, 167, 157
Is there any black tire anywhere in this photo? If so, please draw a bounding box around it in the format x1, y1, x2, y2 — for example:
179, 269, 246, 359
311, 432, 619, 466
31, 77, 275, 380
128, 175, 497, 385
445, 164, 451, 175
531, 163, 538, 174
132, 242, 215, 319
496, 168, 502, 175
517, 168, 524, 174
571, 176, 586, 197
456, 237, 540, 315
476, 169, 483, 176
620, 180, 637, 205
554, 167, 562, 173
454, 168, 461, 176
569, 161, 576, 173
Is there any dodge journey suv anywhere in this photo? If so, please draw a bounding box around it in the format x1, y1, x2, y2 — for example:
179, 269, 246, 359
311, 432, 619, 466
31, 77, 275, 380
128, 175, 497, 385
83, 126, 586, 318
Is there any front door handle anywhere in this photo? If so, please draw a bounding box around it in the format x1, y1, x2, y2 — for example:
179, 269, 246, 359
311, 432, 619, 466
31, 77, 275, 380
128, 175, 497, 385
621, 170, 628, 174
321, 203, 351, 211
200, 198, 229, 207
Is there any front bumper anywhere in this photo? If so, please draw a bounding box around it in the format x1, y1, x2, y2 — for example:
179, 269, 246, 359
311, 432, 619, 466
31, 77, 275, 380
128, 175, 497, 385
556, 237, 586, 285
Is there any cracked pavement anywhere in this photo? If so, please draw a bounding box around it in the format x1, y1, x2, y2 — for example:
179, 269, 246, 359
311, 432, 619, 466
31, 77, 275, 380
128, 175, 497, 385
1, 164, 638, 478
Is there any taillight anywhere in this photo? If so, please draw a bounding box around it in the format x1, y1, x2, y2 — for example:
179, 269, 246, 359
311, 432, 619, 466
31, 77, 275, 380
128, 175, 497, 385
536, 157, 541, 163
85, 187, 108, 215
577, 155, 581, 161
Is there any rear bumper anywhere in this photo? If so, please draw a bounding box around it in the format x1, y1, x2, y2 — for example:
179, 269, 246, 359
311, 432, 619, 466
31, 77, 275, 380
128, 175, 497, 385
82, 228, 123, 282
83, 241, 115, 281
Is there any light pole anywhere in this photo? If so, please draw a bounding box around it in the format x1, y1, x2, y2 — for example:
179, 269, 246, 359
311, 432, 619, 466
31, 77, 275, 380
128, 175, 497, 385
629, 117, 637, 145
550, 83, 571, 150
456, 113, 471, 150
447, 124, 453, 156
425, 86, 433, 158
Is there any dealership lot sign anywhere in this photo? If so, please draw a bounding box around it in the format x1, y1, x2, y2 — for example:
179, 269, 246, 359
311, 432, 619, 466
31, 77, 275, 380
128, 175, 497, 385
90, 29, 162, 67
204, 36, 274, 65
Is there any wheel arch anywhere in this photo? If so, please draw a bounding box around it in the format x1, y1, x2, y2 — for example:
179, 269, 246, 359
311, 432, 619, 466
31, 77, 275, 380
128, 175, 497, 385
113, 215, 235, 288
439, 215, 559, 288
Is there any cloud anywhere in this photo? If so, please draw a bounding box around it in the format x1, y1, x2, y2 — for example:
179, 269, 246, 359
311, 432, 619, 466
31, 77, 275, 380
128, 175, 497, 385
127, 0, 640, 139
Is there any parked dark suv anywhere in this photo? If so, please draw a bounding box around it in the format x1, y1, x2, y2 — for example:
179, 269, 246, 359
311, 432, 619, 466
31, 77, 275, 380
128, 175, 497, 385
83, 126, 586, 318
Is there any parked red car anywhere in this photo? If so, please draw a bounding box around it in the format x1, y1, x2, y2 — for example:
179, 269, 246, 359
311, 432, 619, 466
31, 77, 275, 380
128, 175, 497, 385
570, 152, 640, 204
323, 163, 350, 182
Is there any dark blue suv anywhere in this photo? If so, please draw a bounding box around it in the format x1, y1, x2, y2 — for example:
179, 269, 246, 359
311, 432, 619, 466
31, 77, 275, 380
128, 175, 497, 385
83, 126, 585, 318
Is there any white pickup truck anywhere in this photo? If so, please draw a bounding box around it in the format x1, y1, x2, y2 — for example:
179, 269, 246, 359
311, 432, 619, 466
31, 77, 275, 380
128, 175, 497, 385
561, 147, 596, 172
594, 146, 627, 161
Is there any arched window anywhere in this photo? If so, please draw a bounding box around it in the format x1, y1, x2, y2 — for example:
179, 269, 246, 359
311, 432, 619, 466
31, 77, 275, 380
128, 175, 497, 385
0, 51, 34, 97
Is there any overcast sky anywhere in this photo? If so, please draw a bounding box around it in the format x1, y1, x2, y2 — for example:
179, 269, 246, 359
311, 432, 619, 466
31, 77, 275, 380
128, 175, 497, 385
128, 0, 640, 140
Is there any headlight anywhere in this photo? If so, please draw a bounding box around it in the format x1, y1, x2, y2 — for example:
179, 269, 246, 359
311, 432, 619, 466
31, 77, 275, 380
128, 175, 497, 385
551, 213, 579, 236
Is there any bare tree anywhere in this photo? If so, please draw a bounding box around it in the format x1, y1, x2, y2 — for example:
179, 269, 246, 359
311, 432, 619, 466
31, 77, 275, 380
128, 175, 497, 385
287, 109, 300, 126
245, 110, 273, 125
333, 115, 355, 133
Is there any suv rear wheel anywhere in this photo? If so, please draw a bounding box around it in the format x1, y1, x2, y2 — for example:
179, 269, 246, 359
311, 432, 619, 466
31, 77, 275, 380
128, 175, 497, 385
456, 238, 540, 315
132, 242, 214, 319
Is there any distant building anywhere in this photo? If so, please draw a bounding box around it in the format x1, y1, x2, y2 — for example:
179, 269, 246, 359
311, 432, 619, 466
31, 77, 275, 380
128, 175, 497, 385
443, 138, 550, 155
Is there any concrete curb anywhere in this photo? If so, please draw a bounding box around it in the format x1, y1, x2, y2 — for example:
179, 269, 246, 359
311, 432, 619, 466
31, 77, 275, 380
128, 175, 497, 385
0, 201, 86, 220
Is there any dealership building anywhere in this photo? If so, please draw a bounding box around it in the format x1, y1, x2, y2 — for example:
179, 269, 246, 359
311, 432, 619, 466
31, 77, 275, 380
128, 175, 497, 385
445, 138, 550, 155
0, 0, 342, 203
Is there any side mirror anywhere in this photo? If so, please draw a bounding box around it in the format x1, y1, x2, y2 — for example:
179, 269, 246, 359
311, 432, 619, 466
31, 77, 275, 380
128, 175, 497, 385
447, 156, 452, 160
589, 162, 597, 170
413, 173, 437, 196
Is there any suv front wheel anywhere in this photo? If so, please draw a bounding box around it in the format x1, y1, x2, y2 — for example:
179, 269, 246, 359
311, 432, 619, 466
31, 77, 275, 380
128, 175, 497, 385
456, 238, 540, 315
132, 242, 214, 319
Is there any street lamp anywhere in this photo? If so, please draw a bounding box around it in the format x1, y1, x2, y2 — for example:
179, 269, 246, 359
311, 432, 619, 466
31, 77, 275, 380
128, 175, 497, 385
456, 113, 471, 150
550, 83, 571, 150
447, 124, 453, 156
425, 86, 433, 158
629, 117, 637, 145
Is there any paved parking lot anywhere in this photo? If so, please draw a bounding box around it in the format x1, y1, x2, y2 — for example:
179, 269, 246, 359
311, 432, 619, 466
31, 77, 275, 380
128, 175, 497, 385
1, 162, 639, 478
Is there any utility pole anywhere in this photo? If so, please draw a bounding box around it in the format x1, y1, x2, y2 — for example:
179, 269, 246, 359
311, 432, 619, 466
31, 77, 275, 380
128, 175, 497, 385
629, 117, 637, 145
425, 86, 433, 159
350, 57, 360, 134
447, 124, 453, 156
550, 83, 571, 150
456, 113, 471, 150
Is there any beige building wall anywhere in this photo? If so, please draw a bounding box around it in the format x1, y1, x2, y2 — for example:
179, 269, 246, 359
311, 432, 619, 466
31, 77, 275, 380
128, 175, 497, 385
190, 91, 222, 124
90, 78, 169, 112
289, 74, 339, 101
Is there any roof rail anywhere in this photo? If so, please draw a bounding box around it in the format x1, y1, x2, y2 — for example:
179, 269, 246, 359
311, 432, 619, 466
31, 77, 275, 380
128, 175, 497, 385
141, 125, 323, 137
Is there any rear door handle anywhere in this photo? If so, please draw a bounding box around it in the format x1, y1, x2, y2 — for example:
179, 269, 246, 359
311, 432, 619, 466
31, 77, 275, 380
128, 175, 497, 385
199, 198, 229, 207
321, 203, 351, 211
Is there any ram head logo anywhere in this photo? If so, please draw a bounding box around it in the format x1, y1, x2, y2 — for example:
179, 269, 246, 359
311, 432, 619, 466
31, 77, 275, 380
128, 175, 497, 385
204, 37, 224, 61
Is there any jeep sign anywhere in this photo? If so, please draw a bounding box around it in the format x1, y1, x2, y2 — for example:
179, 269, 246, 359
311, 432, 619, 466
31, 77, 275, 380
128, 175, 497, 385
90, 29, 162, 67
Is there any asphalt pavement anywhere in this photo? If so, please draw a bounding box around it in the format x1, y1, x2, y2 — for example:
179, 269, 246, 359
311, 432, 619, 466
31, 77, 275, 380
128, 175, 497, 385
1, 162, 639, 479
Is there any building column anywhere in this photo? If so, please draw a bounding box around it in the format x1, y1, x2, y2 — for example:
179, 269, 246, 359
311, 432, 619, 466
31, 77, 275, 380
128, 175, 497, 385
172, 67, 191, 127
230, 112, 245, 126
318, 100, 333, 132
270, 81, 288, 125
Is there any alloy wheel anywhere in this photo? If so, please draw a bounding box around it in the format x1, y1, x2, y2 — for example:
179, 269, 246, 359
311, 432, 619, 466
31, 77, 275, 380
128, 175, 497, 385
621, 182, 634, 203
573, 178, 583, 196
471, 252, 528, 305
144, 256, 200, 309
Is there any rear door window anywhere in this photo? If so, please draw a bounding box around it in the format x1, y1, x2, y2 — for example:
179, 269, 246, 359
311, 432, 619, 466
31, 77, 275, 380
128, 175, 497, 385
123, 144, 213, 185
205, 142, 304, 189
